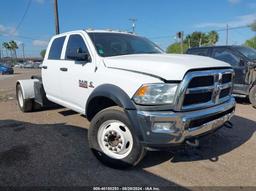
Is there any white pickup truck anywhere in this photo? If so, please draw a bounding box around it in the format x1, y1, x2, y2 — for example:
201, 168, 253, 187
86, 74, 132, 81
16, 30, 236, 168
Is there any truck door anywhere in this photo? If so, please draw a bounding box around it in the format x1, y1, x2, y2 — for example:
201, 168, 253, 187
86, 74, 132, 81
42, 36, 66, 101
59, 33, 95, 113
212, 47, 246, 93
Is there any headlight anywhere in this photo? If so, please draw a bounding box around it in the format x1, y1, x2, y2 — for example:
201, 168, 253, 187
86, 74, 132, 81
133, 83, 178, 105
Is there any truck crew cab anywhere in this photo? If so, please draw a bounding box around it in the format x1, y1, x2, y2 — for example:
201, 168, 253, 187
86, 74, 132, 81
187, 46, 256, 107
16, 30, 236, 168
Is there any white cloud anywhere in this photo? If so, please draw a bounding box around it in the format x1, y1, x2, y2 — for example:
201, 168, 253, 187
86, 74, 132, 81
228, 0, 241, 4
195, 13, 256, 28
32, 40, 48, 47
0, 24, 18, 36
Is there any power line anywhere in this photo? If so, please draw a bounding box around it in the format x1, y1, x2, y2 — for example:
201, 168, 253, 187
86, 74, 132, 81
149, 35, 173, 39
148, 25, 251, 41
215, 25, 250, 32
13, 0, 32, 34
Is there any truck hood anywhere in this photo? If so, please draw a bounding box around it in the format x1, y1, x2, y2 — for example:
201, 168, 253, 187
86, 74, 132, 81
103, 54, 231, 81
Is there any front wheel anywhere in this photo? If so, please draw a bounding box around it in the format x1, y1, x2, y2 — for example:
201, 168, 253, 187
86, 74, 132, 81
249, 85, 256, 108
88, 107, 146, 169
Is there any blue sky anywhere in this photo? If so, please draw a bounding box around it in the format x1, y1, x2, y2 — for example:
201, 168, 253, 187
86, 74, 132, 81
0, 0, 255, 57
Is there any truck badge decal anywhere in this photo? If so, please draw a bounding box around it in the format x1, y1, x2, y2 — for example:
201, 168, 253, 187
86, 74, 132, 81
79, 80, 94, 89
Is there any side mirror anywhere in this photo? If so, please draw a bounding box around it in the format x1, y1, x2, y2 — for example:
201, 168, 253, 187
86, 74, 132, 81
66, 48, 91, 62
239, 58, 245, 66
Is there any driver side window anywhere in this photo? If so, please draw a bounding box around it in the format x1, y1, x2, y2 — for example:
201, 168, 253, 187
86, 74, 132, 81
212, 48, 240, 66
65, 34, 90, 60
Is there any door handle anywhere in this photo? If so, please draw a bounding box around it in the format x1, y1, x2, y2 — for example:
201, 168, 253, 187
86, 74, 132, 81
42, 66, 47, 69
60, 67, 68, 72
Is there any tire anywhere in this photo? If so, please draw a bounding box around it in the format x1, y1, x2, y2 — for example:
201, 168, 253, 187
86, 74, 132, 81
249, 85, 256, 108
88, 107, 146, 169
16, 84, 33, 112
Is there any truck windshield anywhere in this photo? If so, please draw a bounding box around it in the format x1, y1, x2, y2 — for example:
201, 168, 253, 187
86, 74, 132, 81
234, 46, 256, 60
88, 32, 163, 57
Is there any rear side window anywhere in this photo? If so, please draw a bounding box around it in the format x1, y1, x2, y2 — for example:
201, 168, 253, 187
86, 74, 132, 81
65, 34, 89, 59
48, 36, 65, 60
187, 48, 209, 56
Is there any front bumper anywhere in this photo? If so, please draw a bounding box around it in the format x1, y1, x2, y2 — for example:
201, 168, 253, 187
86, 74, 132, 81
136, 97, 236, 148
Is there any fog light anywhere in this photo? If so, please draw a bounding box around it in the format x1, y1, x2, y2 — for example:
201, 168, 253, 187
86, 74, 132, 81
152, 121, 176, 133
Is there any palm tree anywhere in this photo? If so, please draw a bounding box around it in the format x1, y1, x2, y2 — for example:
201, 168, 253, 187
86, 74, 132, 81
208, 31, 219, 46
2, 42, 11, 57
9, 40, 18, 60
2, 41, 19, 64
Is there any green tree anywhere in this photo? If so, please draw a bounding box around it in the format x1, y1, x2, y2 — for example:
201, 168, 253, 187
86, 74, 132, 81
2, 41, 18, 64
207, 31, 219, 46
40, 49, 46, 58
166, 43, 188, 54
9, 40, 18, 60
244, 36, 256, 49
2, 42, 11, 57
184, 32, 208, 47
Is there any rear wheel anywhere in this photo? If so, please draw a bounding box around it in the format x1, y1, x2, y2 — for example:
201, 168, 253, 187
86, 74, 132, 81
249, 85, 256, 108
16, 84, 33, 112
88, 107, 146, 169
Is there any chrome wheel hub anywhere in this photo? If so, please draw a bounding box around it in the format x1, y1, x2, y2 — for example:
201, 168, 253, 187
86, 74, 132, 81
97, 120, 133, 159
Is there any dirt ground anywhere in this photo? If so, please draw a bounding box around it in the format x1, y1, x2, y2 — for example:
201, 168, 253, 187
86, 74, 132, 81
0, 68, 255, 189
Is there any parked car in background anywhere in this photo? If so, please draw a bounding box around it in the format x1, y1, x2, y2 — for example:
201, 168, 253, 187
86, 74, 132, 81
23, 63, 34, 69
33, 62, 42, 69
0, 63, 14, 75
186, 45, 256, 107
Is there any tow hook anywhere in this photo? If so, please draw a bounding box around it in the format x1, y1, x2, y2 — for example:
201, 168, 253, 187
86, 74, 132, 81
185, 139, 199, 147
224, 121, 233, 129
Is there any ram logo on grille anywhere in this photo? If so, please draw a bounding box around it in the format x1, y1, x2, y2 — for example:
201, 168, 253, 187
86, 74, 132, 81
176, 69, 234, 111
212, 73, 223, 104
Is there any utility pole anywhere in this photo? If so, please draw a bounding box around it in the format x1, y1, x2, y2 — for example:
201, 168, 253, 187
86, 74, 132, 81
54, 0, 60, 34
177, 31, 184, 53
181, 31, 184, 54
226, 24, 229, 45
0, 43, 2, 61
129, 18, 137, 34
21, 43, 25, 63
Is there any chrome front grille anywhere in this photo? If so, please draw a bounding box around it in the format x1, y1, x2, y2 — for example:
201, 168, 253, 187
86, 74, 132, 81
175, 69, 234, 111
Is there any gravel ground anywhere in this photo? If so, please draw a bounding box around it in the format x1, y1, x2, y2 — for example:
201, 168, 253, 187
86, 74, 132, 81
0, 68, 255, 189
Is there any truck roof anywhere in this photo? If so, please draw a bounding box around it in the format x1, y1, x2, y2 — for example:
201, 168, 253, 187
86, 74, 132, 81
85, 29, 134, 35
187, 45, 245, 50
51, 29, 134, 38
